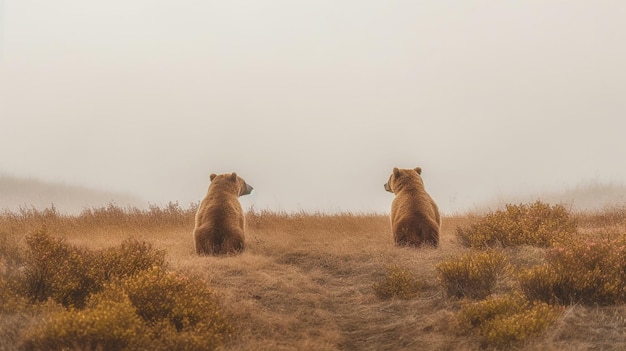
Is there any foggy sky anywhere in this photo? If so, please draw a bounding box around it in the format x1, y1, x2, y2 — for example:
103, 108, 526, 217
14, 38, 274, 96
1, 1, 625, 214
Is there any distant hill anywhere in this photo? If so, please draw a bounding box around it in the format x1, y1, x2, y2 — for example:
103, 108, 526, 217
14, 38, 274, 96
0, 175, 146, 214
483, 181, 626, 213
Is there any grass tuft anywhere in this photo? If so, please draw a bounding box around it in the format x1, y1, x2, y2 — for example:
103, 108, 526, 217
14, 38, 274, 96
436, 249, 508, 299
372, 265, 427, 300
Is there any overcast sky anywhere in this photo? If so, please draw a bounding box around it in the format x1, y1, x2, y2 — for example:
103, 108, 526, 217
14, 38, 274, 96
1, 1, 625, 214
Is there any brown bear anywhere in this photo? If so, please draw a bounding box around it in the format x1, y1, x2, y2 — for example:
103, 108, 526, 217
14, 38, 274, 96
193, 172, 253, 255
384, 167, 441, 247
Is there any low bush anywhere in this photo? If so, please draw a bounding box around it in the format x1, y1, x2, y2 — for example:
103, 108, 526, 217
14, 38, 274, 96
372, 265, 426, 300
436, 250, 508, 299
0, 276, 28, 313
20, 231, 168, 309
457, 201, 577, 248
21, 296, 147, 351
519, 236, 626, 305
458, 294, 562, 349
22, 230, 99, 308
121, 268, 231, 339
95, 238, 167, 282
17, 233, 232, 351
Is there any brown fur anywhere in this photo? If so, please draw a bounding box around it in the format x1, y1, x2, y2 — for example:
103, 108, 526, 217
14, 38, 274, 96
193, 172, 253, 255
384, 167, 441, 247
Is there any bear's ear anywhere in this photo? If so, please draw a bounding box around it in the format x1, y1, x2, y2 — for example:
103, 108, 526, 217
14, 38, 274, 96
393, 167, 401, 178
210, 174, 217, 181
414, 167, 422, 175
230, 172, 237, 181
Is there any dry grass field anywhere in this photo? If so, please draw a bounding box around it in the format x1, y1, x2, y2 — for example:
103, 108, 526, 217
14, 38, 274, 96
1, 203, 626, 350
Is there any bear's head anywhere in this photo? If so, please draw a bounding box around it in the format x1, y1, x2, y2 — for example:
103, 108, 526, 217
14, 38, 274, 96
210, 172, 253, 196
384, 167, 424, 194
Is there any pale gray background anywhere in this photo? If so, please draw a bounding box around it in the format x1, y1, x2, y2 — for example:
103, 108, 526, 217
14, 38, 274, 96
1, 1, 625, 214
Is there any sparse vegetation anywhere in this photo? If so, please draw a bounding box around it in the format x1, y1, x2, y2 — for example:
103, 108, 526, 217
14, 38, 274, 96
1, 202, 626, 350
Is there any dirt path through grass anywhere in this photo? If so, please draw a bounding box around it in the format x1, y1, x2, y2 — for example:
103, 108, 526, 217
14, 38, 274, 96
183, 225, 462, 351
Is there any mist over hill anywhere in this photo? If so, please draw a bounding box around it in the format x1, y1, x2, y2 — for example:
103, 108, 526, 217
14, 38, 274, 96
481, 181, 626, 213
0, 175, 146, 214
2, 173, 626, 216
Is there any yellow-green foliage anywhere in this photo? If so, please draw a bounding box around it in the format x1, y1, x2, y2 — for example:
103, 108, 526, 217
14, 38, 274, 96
21, 297, 146, 351
0, 277, 28, 313
458, 294, 562, 349
519, 236, 626, 305
372, 265, 426, 300
22, 230, 99, 308
120, 267, 233, 338
22, 268, 233, 351
21, 231, 166, 308
16, 232, 232, 351
77, 267, 233, 351
96, 238, 167, 282
457, 201, 577, 248
436, 250, 507, 299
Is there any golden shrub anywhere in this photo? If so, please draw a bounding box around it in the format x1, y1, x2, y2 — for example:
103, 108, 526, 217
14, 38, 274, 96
519, 236, 626, 305
118, 267, 234, 348
436, 250, 508, 299
21, 231, 167, 309
457, 201, 577, 248
22, 230, 100, 308
372, 265, 426, 300
15, 230, 232, 350
458, 294, 562, 349
95, 238, 167, 282
21, 296, 146, 351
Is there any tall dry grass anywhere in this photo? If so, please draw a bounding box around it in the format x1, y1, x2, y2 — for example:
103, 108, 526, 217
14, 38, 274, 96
1, 203, 626, 350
